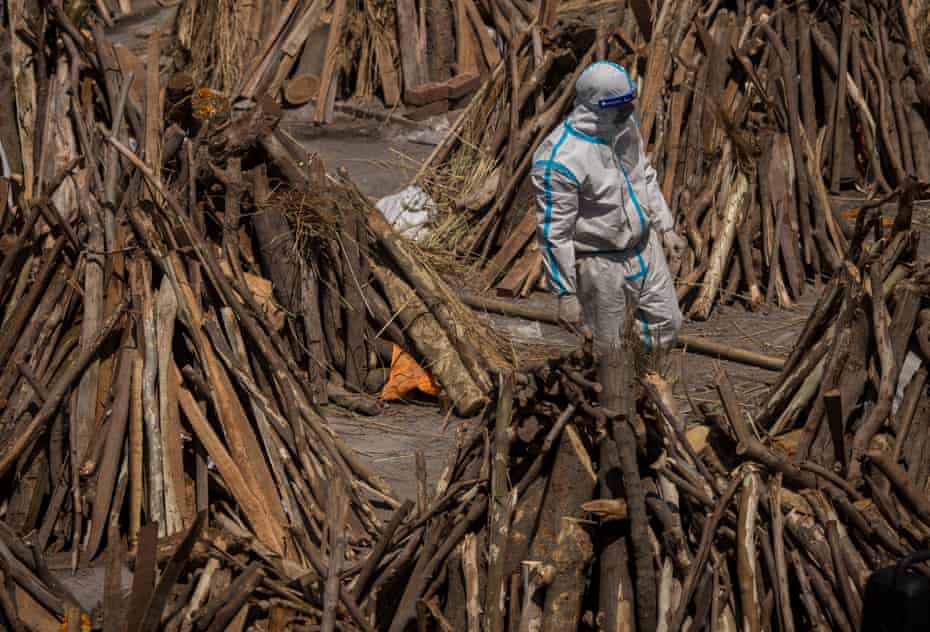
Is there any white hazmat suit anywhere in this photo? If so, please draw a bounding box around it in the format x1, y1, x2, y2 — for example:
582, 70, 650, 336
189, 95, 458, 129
531, 61, 683, 351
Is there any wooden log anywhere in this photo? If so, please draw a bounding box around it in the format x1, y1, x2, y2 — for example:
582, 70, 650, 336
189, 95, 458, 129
314, 0, 347, 123
267, 0, 326, 99
283, 75, 320, 106
251, 166, 327, 404
791, 549, 831, 632
458, 292, 785, 370
848, 265, 897, 481
897, 0, 930, 108
454, 0, 480, 75
667, 474, 743, 631
389, 495, 488, 632
506, 467, 547, 576
129, 326, 144, 551
769, 477, 795, 632
600, 345, 655, 631
527, 425, 596, 561
825, 519, 862, 631
904, 78, 930, 182
736, 469, 762, 632
495, 250, 536, 297
463, 534, 481, 632
372, 262, 486, 415
155, 277, 185, 536
481, 205, 536, 290
462, 0, 502, 70
894, 366, 927, 463
597, 419, 635, 628
341, 204, 368, 390
84, 340, 133, 560
138, 512, 206, 632
0, 296, 126, 477
239, 0, 302, 98
137, 262, 166, 536
638, 36, 669, 145
797, 125, 842, 271
321, 481, 348, 632
198, 563, 263, 632
518, 561, 555, 632
486, 370, 514, 632
9, 0, 36, 199
865, 450, 930, 527
541, 518, 593, 632
427, 0, 454, 82
397, 0, 428, 93
365, 197, 491, 394
689, 169, 748, 320
74, 204, 104, 509
828, 0, 852, 192
662, 33, 695, 203
176, 380, 283, 554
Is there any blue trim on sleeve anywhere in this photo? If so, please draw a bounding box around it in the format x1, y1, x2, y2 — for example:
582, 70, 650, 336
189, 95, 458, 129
533, 160, 579, 186
541, 126, 574, 295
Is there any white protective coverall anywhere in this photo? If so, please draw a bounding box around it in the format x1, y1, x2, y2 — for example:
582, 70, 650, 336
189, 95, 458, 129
531, 61, 683, 351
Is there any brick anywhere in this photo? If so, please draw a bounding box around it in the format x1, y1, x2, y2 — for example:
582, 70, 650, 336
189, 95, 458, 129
406, 99, 450, 121
405, 82, 450, 106
445, 72, 481, 99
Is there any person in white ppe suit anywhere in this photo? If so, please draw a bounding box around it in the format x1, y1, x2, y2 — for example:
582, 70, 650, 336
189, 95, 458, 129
531, 61, 685, 351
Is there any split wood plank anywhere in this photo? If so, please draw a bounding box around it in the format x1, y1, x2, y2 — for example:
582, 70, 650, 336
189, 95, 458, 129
173, 276, 287, 552
481, 204, 537, 289
267, 0, 327, 99
397, 0, 428, 93
314, 0, 348, 123
495, 249, 537, 297
155, 278, 184, 536
176, 374, 284, 555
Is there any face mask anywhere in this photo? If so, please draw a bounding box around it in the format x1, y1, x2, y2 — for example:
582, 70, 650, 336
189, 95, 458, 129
611, 104, 635, 126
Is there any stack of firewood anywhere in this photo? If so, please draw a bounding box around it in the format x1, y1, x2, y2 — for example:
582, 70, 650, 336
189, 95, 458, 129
371, 207, 930, 631
417, 0, 930, 318
166, 0, 541, 123
0, 0, 512, 628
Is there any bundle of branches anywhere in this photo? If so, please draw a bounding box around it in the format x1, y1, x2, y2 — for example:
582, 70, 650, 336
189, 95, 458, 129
375, 220, 930, 631
416, 0, 930, 317
0, 0, 507, 628
246, 134, 505, 417
167, 0, 552, 123
0, 509, 380, 631
751, 189, 930, 483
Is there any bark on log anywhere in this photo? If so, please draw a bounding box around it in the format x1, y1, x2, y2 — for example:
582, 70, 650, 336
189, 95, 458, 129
689, 170, 749, 320
541, 518, 593, 632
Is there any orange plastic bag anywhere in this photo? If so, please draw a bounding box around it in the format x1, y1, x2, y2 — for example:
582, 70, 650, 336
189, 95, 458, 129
380, 345, 441, 401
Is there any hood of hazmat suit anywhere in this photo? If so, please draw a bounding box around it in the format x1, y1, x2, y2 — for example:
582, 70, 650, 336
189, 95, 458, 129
530, 62, 681, 350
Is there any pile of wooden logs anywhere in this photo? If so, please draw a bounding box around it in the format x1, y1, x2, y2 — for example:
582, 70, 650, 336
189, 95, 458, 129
167, 0, 529, 123
0, 0, 512, 627
417, 0, 930, 318
373, 211, 930, 631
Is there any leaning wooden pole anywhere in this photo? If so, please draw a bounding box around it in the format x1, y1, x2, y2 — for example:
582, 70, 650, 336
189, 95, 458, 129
599, 342, 656, 631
